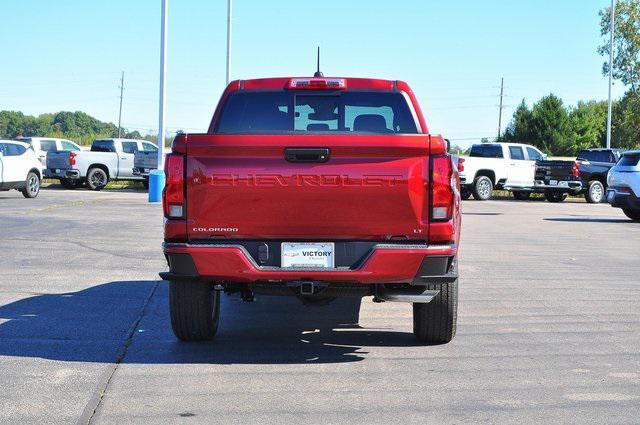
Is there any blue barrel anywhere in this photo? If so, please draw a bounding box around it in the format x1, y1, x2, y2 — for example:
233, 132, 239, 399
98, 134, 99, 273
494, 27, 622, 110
148, 169, 165, 203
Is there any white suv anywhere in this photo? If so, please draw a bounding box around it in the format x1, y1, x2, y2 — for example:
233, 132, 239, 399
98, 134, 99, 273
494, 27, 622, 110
0, 140, 42, 198
607, 151, 640, 222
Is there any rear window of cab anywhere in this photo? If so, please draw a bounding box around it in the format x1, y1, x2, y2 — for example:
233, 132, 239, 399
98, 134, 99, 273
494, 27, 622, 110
215, 91, 419, 134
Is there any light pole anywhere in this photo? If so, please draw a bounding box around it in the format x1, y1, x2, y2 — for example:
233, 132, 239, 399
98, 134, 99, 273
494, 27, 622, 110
226, 0, 232, 85
158, 0, 168, 170
606, 0, 616, 149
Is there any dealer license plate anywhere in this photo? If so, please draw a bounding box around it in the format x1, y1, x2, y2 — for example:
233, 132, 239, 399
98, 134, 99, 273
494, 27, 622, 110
549, 180, 569, 187
281, 242, 335, 268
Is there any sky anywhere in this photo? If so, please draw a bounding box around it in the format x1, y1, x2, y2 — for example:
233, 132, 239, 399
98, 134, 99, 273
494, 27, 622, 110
0, 0, 625, 147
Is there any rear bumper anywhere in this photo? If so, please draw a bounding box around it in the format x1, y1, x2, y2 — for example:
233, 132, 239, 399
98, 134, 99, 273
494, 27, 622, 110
534, 180, 583, 192
161, 242, 458, 285
607, 188, 640, 209
44, 168, 80, 179
133, 167, 153, 177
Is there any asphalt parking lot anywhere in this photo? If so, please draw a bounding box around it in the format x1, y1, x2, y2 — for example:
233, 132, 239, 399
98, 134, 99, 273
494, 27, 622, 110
1, 187, 639, 424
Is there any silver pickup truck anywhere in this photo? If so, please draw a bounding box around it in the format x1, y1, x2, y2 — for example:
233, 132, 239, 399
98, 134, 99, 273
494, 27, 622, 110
45, 138, 158, 190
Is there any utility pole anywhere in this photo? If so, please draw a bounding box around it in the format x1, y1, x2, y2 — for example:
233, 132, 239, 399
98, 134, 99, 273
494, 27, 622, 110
498, 77, 504, 139
606, 0, 616, 149
226, 0, 232, 85
117, 71, 124, 138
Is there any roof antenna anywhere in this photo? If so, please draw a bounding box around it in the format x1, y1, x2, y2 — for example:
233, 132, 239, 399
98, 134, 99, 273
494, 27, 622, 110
314, 46, 324, 77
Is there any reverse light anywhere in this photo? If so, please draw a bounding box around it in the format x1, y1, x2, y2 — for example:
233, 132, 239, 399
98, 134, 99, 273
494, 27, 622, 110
69, 151, 77, 166
288, 78, 347, 90
431, 155, 454, 222
163, 153, 185, 219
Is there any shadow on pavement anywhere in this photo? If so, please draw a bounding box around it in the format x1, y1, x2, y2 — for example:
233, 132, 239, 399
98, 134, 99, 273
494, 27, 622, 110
544, 217, 631, 223
0, 281, 420, 365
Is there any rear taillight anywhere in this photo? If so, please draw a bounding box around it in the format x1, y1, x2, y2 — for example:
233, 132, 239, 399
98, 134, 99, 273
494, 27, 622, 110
431, 155, 454, 221
163, 154, 185, 219
457, 157, 465, 172
69, 151, 77, 166
571, 161, 580, 178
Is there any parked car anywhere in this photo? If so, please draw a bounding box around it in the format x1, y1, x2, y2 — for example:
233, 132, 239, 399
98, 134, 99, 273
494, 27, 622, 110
18, 137, 81, 169
0, 140, 42, 198
534, 148, 623, 203
459, 142, 546, 200
160, 76, 462, 345
45, 139, 157, 190
607, 150, 640, 222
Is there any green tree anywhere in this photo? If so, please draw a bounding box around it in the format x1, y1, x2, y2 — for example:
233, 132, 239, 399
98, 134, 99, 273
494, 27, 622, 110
502, 100, 535, 146
612, 89, 640, 149
0, 110, 154, 145
568, 100, 607, 151
502, 96, 574, 155
530, 95, 574, 155
599, 0, 640, 89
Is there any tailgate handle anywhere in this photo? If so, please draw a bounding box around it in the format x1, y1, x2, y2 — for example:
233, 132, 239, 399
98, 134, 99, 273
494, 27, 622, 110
284, 148, 330, 163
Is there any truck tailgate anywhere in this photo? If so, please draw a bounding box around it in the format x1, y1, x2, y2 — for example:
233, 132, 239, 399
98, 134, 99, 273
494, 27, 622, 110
535, 160, 576, 181
185, 134, 432, 241
134, 152, 158, 169
46, 151, 71, 170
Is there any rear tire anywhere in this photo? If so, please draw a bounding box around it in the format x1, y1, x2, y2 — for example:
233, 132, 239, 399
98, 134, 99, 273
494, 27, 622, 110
170, 280, 220, 341
622, 208, 640, 222
545, 191, 567, 203
413, 262, 458, 344
472, 176, 493, 201
513, 191, 531, 201
585, 180, 605, 203
86, 167, 108, 191
21, 172, 40, 198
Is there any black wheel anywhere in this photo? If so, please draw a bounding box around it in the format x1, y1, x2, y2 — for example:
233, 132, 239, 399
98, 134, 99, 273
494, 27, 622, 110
585, 180, 605, 203
86, 167, 109, 191
461, 189, 471, 200
170, 280, 220, 341
413, 262, 458, 344
21, 172, 40, 198
513, 191, 531, 201
60, 178, 80, 189
472, 176, 493, 201
545, 191, 567, 203
622, 209, 640, 222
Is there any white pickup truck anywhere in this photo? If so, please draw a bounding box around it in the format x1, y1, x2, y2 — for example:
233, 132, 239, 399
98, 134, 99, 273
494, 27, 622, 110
45, 138, 158, 190
459, 142, 547, 200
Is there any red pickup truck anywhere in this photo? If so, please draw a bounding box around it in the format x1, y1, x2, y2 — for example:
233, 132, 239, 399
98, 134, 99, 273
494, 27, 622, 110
160, 76, 461, 344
